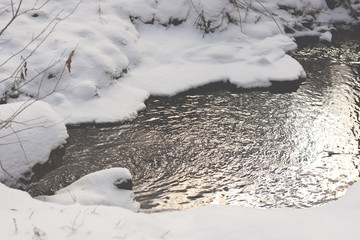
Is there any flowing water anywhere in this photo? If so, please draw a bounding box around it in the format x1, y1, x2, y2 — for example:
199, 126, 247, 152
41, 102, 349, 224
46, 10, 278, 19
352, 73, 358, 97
29, 33, 360, 212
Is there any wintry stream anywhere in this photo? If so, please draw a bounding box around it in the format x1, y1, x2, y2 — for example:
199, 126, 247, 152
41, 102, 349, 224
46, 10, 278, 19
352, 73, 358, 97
29, 33, 360, 212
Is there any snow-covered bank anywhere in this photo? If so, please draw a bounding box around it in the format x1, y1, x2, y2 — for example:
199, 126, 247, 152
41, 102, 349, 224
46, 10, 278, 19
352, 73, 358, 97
121, 25, 305, 95
0, 174, 360, 239
1, 0, 358, 123
1, 1, 360, 239
0, 101, 68, 187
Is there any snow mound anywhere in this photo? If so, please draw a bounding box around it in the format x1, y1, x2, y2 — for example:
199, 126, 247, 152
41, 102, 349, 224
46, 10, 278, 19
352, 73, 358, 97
36, 168, 140, 211
0, 101, 68, 187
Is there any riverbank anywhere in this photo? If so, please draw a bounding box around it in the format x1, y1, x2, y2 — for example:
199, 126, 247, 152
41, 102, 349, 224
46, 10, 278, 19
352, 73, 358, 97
2, 0, 359, 124
1, 1, 360, 239
25, 31, 360, 213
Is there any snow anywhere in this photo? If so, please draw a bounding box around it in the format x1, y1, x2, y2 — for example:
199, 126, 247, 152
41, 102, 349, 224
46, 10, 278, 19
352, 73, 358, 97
1, 0, 360, 239
35, 168, 140, 211
320, 30, 333, 42
0, 176, 360, 239
2, 0, 358, 123
0, 100, 68, 187
0, 0, 149, 124
121, 25, 305, 94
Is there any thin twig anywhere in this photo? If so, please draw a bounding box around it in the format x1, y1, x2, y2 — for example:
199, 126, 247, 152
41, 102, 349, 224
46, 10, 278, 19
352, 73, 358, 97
252, 0, 284, 34
0, 0, 22, 36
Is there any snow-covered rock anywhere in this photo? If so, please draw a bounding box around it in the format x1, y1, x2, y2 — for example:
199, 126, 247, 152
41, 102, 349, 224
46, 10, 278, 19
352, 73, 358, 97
36, 168, 140, 211
0, 100, 68, 187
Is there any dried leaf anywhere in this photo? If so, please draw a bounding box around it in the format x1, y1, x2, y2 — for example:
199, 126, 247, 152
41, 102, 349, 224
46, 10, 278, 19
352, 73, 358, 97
20, 71, 25, 80
66, 50, 75, 73
24, 61, 27, 76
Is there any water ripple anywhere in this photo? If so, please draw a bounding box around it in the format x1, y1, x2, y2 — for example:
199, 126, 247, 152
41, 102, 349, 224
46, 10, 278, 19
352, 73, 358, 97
28, 36, 360, 212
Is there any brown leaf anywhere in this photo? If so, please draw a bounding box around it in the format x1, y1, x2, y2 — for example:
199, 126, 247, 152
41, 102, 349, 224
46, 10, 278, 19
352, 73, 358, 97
66, 50, 75, 73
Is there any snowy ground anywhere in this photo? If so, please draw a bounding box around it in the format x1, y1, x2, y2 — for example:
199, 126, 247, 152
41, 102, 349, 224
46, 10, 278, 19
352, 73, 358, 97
1, 0, 360, 239
1, 171, 360, 239
2, 0, 358, 124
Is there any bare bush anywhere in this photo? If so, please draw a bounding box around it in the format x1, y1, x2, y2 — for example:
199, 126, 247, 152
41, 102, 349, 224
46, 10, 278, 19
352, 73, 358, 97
0, 0, 82, 188
187, 0, 283, 34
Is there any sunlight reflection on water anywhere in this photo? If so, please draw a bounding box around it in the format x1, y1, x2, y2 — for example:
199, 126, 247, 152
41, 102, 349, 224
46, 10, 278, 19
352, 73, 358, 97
29, 36, 360, 212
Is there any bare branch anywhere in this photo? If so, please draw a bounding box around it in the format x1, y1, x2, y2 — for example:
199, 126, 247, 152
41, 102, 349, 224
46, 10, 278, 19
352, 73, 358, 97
0, 0, 82, 189
9, 125, 30, 164
0, 9, 63, 71
0, 156, 26, 188
1, 0, 83, 105
0, 0, 22, 36
252, 0, 283, 34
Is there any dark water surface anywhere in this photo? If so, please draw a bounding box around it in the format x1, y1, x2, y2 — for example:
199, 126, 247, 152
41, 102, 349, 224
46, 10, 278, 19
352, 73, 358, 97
29, 33, 360, 212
